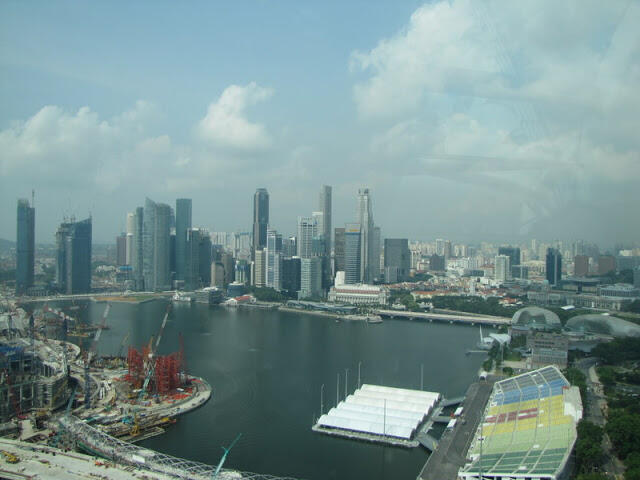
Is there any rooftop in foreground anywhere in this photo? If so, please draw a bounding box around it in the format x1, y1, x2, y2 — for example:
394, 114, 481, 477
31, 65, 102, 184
459, 366, 582, 480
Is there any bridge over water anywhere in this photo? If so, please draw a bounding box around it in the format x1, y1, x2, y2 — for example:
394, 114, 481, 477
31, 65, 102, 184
376, 310, 510, 327
60, 415, 302, 480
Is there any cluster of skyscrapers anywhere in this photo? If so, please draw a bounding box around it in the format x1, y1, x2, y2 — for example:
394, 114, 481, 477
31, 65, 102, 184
13, 185, 413, 298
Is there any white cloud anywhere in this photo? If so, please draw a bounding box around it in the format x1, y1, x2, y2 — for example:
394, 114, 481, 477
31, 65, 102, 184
196, 82, 274, 151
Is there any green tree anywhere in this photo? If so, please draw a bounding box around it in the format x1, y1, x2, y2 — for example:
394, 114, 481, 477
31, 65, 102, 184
575, 420, 605, 473
606, 409, 640, 460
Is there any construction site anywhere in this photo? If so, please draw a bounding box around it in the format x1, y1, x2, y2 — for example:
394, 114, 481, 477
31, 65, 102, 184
0, 301, 221, 478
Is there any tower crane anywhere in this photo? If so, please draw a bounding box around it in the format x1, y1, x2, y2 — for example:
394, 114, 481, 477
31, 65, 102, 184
137, 304, 172, 402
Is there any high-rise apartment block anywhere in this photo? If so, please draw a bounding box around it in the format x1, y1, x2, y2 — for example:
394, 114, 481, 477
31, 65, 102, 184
56, 217, 92, 294
495, 255, 511, 283
16, 198, 35, 295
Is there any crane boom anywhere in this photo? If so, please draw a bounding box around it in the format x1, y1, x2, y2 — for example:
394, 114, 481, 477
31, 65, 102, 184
138, 305, 171, 401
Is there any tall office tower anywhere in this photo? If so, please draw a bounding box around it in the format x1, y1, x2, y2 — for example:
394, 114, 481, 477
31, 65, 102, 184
199, 232, 212, 286
344, 224, 362, 284
116, 234, 127, 266
254, 248, 266, 287
126, 212, 136, 265
546, 248, 562, 286
494, 255, 511, 283
299, 257, 322, 299
282, 236, 297, 257
16, 198, 35, 295
435, 239, 445, 256
56, 218, 92, 294
169, 231, 176, 281
312, 211, 324, 239
175, 198, 192, 282
334, 227, 345, 274
357, 188, 376, 283
574, 255, 589, 277
371, 226, 381, 280
498, 246, 521, 267
185, 228, 212, 289
143, 198, 172, 292
131, 207, 144, 290
297, 216, 317, 259
384, 239, 410, 283
252, 188, 269, 260
319, 185, 332, 256
185, 228, 201, 290
282, 257, 301, 296
235, 259, 250, 284
598, 255, 616, 275
266, 229, 283, 291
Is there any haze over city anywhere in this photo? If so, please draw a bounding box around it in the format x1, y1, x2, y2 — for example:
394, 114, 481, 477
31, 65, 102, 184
1, 1, 639, 245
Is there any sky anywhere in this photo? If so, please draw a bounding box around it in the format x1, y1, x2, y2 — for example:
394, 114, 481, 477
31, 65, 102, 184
1, 0, 639, 246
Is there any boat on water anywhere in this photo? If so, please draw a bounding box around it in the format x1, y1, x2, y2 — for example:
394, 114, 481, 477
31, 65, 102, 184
366, 315, 383, 324
172, 291, 193, 303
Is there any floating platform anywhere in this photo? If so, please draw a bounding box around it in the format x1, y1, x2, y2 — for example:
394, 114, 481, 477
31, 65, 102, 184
312, 384, 441, 448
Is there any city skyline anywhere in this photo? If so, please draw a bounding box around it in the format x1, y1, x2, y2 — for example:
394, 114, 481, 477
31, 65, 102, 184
1, 2, 638, 246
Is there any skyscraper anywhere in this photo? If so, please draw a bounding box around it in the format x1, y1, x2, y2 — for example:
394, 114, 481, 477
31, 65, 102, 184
334, 227, 345, 274
175, 198, 192, 282
297, 216, 317, 259
143, 198, 172, 292
546, 248, 562, 286
131, 207, 144, 290
253, 188, 269, 259
16, 198, 35, 295
300, 257, 322, 299
357, 188, 376, 283
344, 223, 361, 284
266, 228, 283, 291
319, 185, 332, 256
384, 239, 410, 282
498, 246, 521, 268
116, 234, 127, 266
495, 255, 511, 283
254, 248, 266, 287
56, 217, 92, 294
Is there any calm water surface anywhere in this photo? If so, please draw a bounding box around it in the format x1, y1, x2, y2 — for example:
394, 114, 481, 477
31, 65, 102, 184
71, 300, 487, 480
